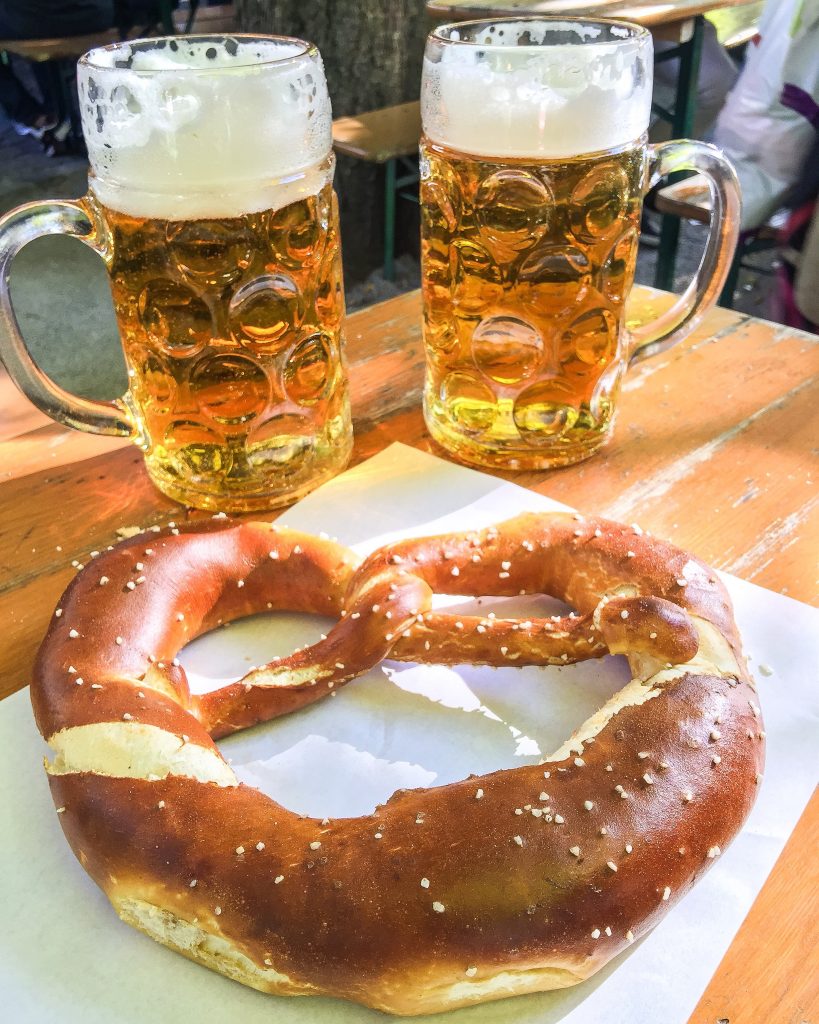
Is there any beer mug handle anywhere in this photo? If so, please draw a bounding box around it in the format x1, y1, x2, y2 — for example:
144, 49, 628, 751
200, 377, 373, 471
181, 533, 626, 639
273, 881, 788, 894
629, 140, 741, 366
0, 198, 136, 437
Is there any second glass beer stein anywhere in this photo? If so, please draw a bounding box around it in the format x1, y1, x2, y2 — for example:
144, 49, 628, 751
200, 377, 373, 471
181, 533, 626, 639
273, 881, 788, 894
420, 19, 740, 470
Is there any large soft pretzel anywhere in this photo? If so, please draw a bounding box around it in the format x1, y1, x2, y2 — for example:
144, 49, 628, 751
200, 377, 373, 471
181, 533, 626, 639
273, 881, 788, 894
31, 513, 764, 1016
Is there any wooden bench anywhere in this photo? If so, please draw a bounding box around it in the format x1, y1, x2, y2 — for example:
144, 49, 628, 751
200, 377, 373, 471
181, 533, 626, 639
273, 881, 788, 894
0, 4, 237, 60
0, 29, 119, 63
332, 101, 422, 281
332, 101, 421, 165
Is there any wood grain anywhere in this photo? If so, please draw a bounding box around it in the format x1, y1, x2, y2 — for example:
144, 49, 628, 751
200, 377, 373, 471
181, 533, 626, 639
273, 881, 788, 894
0, 285, 817, 1024
0, 367, 55, 443
690, 788, 819, 1024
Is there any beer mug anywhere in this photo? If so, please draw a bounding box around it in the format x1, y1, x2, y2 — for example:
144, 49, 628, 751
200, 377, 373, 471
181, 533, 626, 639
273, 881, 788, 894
420, 19, 740, 469
0, 35, 352, 511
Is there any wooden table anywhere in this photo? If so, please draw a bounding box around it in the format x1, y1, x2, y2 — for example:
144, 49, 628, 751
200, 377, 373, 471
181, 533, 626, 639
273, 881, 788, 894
426, 0, 758, 40
707, 0, 763, 47
1, 287, 817, 1022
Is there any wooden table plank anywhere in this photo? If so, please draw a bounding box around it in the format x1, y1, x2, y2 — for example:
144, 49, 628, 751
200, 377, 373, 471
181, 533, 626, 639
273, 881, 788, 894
425, 0, 760, 28
1, 286, 817, 1024
0, 420, 127, 482
689, 788, 819, 1024
0, 365, 55, 443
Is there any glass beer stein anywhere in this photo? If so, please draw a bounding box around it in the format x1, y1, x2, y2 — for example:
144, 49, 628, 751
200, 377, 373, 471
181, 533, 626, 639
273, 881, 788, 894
0, 35, 352, 512
420, 19, 741, 470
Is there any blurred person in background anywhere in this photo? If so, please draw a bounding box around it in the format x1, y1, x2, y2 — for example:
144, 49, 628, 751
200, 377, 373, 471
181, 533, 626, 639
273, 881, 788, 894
713, 0, 819, 232
711, 0, 819, 330
653, 21, 740, 141
0, 1, 115, 140
780, 137, 819, 332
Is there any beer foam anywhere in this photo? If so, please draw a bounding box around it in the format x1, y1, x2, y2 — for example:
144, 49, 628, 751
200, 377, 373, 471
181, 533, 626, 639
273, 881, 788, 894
78, 37, 333, 219
422, 20, 652, 159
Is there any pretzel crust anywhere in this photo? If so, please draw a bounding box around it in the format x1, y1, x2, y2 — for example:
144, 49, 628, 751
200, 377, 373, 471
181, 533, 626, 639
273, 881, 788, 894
31, 513, 764, 1015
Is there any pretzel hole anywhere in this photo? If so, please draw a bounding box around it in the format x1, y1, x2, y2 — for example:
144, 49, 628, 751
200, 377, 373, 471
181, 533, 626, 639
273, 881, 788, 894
180, 610, 337, 696
178, 597, 633, 821
429, 591, 573, 616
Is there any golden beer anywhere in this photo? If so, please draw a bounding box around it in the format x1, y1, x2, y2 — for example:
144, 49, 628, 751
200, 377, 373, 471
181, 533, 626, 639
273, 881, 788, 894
420, 20, 739, 471
421, 138, 645, 468
0, 35, 353, 512
98, 178, 350, 511
420, 18, 656, 469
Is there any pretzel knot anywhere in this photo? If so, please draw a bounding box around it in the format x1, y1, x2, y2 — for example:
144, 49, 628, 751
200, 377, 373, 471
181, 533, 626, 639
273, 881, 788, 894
31, 512, 764, 1016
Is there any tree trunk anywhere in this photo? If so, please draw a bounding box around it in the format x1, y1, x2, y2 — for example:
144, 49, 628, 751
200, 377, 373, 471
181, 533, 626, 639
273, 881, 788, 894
236, 0, 431, 283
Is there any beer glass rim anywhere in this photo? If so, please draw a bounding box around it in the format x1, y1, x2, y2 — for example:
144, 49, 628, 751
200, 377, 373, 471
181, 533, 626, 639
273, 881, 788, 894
79, 33, 319, 74
430, 16, 650, 49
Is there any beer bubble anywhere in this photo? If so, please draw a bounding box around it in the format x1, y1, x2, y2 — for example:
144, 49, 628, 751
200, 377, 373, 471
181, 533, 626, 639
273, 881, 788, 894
569, 163, 631, 241
475, 169, 552, 250
163, 420, 231, 477
283, 334, 334, 406
440, 373, 497, 434
229, 274, 303, 348
110, 84, 142, 117
513, 384, 578, 442
471, 315, 544, 385
451, 239, 502, 316
601, 228, 639, 304
518, 243, 591, 314
567, 306, 617, 366
190, 353, 270, 426
156, 86, 200, 131
167, 219, 256, 287
138, 280, 212, 356
422, 21, 652, 160
79, 37, 333, 220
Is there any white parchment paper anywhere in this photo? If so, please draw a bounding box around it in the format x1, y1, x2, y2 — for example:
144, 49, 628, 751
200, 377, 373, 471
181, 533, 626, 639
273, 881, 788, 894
2, 444, 817, 1023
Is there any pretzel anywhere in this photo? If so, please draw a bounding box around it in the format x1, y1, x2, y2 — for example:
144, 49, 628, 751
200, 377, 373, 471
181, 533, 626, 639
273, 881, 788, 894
31, 513, 764, 1016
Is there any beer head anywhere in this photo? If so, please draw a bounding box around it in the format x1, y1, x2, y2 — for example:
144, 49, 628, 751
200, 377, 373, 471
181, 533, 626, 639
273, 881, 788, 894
422, 19, 652, 159
78, 36, 332, 219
